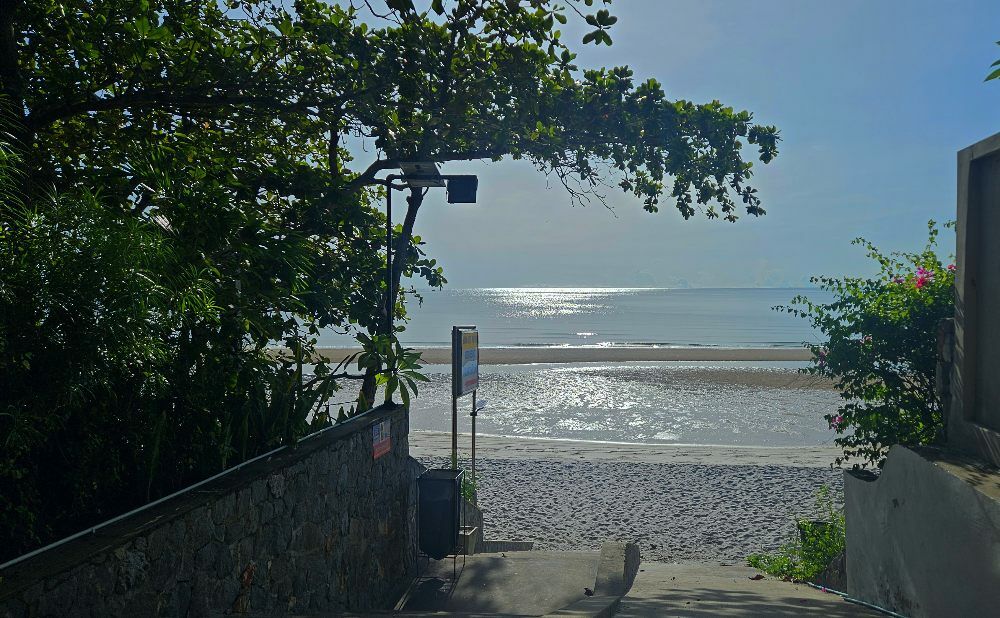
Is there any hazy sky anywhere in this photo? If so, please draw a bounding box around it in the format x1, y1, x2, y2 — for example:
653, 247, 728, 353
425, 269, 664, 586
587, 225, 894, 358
357, 0, 1000, 288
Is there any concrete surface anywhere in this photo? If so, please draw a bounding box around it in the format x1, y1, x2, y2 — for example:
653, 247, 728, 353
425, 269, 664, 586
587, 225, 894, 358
544, 541, 638, 617
593, 541, 639, 597
951, 130, 1000, 467
846, 445, 1000, 617
399, 550, 600, 616
616, 563, 881, 617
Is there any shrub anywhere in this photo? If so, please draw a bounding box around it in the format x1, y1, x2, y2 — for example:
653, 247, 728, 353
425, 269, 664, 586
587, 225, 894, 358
778, 221, 954, 468
747, 486, 845, 582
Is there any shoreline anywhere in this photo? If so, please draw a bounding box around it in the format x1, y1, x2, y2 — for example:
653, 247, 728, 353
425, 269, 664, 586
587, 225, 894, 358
410, 430, 842, 468
311, 346, 814, 365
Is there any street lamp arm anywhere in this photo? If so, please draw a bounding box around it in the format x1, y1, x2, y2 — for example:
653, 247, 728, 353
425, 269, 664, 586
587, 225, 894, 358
343, 147, 502, 195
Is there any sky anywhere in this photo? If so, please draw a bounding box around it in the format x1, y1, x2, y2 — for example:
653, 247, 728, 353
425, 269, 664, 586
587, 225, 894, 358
355, 0, 1000, 288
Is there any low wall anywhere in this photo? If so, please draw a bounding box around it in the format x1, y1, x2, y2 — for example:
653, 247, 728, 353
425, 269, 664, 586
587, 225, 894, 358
845, 445, 1000, 616
0, 404, 414, 617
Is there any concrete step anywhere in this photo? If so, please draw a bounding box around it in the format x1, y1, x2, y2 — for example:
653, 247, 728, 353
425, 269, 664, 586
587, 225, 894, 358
615, 563, 883, 617
478, 539, 535, 553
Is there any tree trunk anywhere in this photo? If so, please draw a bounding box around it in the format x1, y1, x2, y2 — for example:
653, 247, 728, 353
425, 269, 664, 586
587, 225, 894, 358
359, 186, 424, 409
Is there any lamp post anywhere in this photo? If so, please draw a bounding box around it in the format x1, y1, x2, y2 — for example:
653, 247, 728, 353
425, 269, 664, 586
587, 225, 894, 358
381, 162, 478, 401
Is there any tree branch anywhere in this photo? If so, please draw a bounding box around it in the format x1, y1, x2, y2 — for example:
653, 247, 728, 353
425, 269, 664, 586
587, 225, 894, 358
25, 89, 347, 131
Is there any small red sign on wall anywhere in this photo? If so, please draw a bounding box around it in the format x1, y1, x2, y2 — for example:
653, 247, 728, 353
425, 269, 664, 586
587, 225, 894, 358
373, 419, 391, 459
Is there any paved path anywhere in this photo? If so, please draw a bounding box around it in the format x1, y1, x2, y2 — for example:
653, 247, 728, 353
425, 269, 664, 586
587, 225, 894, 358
399, 551, 600, 615
617, 563, 880, 617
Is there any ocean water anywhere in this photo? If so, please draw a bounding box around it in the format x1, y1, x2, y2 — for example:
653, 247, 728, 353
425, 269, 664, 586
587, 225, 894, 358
319, 287, 833, 348
323, 287, 843, 447
405, 362, 842, 447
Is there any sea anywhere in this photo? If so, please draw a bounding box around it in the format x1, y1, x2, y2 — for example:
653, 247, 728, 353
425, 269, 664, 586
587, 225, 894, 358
320, 288, 844, 448
318, 287, 833, 349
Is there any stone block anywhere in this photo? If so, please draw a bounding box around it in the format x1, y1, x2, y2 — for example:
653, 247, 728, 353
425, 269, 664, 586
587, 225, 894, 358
194, 541, 219, 572
267, 473, 286, 499
212, 493, 235, 526
188, 506, 217, 546
251, 478, 266, 504
114, 546, 150, 592
235, 487, 252, 518
216, 545, 237, 580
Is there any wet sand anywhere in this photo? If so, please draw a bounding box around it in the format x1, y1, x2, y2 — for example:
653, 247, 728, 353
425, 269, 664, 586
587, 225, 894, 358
411, 431, 843, 564
410, 431, 843, 468
312, 346, 814, 365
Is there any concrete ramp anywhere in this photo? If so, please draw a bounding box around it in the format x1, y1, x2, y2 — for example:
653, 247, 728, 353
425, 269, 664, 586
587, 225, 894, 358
399, 550, 601, 616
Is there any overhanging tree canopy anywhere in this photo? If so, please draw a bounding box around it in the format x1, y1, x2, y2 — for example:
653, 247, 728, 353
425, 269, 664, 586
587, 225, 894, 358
0, 0, 780, 559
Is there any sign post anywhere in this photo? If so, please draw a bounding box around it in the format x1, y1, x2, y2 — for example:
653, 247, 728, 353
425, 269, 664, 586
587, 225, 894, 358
451, 326, 479, 469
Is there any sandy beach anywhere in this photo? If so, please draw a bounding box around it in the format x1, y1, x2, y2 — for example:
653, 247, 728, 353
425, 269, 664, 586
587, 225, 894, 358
312, 346, 814, 365
411, 430, 844, 564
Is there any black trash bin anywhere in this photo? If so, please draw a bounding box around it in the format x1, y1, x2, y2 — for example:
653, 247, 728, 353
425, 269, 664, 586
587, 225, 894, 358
417, 469, 463, 560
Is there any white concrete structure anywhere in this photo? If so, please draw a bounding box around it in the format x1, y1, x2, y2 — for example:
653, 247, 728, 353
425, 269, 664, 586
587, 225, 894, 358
950, 132, 1000, 467
846, 132, 1000, 617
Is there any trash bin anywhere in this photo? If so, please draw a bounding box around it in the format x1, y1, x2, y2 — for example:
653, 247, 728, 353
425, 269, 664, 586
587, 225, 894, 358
418, 469, 463, 560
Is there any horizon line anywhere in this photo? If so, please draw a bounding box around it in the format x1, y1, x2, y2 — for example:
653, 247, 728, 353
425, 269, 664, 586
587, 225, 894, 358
410, 285, 821, 291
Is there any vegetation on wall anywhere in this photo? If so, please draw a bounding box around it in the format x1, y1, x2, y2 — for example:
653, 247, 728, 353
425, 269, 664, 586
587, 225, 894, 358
779, 221, 955, 469
747, 485, 845, 582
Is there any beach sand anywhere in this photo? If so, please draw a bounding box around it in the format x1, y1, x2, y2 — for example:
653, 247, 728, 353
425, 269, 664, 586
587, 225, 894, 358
313, 346, 814, 365
411, 431, 844, 565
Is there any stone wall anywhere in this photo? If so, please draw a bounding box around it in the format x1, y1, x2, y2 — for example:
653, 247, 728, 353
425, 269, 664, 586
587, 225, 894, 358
0, 404, 414, 617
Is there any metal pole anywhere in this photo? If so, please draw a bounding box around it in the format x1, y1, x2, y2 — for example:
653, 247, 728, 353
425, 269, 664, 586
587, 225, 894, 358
384, 179, 399, 402
451, 395, 458, 468
471, 390, 477, 504
451, 325, 459, 468
385, 185, 393, 347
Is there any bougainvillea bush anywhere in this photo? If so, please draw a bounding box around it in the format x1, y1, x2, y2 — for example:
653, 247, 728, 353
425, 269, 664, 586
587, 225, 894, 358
779, 221, 955, 468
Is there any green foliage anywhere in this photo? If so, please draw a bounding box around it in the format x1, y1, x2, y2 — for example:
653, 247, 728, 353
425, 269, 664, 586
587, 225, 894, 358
0, 170, 357, 556
747, 486, 846, 582
460, 470, 478, 504
986, 40, 1000, 81
0, 0, 781, 560
357, 332, 430, 409
779, 221, 954, 468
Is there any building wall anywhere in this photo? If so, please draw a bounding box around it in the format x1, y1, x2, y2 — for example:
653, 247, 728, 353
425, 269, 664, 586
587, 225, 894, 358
0, 404, 414, 617
845, 446, 1000, 617
950, 131, 1000, 466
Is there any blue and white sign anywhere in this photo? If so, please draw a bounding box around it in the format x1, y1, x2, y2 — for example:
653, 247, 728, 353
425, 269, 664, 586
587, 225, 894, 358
452, 326, 479, 398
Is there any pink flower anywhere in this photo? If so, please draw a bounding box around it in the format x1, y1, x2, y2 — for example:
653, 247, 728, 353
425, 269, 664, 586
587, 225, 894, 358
913, 266, 935, 290
829, 415, 844, 430
816, 348, 827, 368
947, 264, 956, 272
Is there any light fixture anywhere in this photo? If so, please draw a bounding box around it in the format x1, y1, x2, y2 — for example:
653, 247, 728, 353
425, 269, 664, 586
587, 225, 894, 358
399, 161, 445, 187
